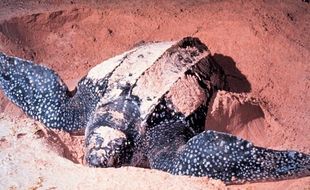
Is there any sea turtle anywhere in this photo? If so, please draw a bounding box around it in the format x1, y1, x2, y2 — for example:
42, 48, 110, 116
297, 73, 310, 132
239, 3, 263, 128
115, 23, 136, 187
0, 37, 309, 184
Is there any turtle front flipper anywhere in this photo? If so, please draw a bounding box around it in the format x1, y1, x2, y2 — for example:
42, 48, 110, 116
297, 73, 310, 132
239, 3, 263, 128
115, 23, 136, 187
145, 123, 310, 184
0, 52, 70, 126
0, 52, 102, 132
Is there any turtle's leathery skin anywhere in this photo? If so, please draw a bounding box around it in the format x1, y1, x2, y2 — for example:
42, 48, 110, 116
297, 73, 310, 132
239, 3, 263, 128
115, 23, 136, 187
85, 93, 141, 167
0, 52, 108, 131
144, 122, 310, 183
0, 37, 309, 184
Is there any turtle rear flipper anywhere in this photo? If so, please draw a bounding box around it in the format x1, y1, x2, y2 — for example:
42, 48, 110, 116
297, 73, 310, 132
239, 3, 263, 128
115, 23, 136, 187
0, 52, 94, 131
146, 123, 310, 183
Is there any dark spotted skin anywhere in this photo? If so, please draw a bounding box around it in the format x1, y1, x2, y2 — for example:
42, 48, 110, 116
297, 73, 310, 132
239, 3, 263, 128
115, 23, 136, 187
0, 52, 107, 132
144, 122, 309, 183
86, 128, 130, 168
0, 37, 309, 184
0, 53, 68, 126
85, 94, 141, 167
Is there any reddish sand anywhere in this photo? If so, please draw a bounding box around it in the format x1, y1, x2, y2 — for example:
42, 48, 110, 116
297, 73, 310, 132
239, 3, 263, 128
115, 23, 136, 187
0, 0, 309, 189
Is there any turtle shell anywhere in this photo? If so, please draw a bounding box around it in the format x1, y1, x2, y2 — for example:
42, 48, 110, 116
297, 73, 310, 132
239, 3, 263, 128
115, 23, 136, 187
84, 37, 226, 167
85, 37, 226, 131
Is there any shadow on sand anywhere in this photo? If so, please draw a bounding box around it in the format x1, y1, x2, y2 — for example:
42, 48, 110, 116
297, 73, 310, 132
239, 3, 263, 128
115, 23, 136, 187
213, 53, 251, 93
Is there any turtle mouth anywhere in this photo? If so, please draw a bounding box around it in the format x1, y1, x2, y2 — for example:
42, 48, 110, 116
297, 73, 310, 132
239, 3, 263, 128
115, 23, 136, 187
86, 147, 123, 168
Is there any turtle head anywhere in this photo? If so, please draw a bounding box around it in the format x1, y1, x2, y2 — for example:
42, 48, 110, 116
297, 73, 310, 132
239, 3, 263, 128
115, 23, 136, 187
85, 126, 132, 168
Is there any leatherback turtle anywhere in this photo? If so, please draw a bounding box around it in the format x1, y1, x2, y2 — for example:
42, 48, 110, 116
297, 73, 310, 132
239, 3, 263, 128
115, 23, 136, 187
0, 37, 309, 184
